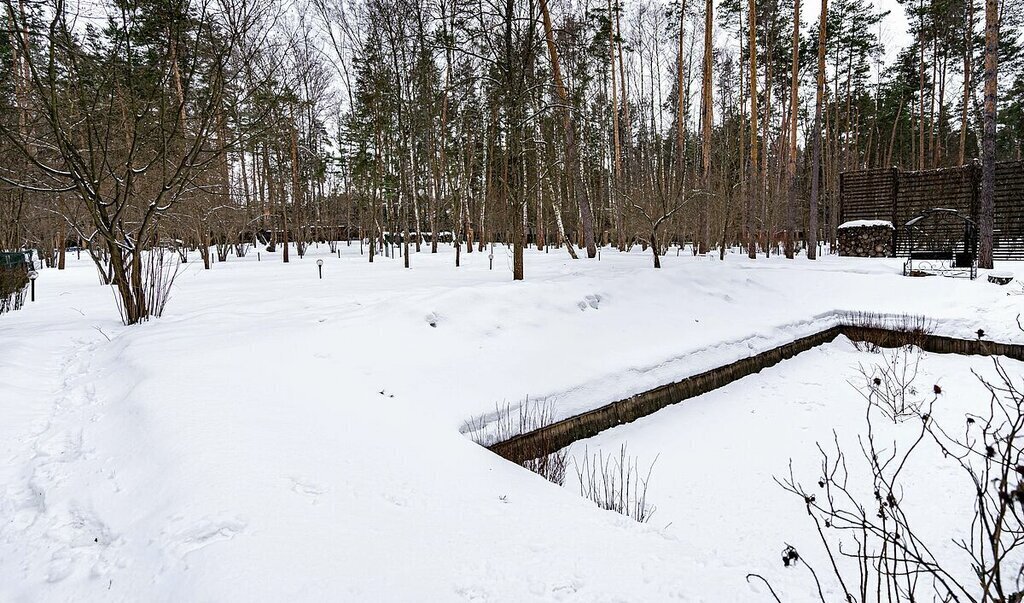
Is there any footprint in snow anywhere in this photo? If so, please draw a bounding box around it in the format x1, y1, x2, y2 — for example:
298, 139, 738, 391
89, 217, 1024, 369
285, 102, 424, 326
384, 493, 408, 507
46, 551, 75, 583
454, 585, 490, 601
551, 580, 582, 595
170, 516, 247, 557
577, 294, 602, 311
288, 478, 325, 503
42, 506, 118, 583
34, 428, 84, 462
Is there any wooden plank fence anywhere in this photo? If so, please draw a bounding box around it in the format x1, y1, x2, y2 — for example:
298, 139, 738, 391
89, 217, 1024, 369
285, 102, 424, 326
839, 161, 1024, 260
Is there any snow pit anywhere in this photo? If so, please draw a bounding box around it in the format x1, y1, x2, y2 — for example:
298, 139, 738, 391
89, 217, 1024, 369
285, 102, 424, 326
566, 338, 1024, 602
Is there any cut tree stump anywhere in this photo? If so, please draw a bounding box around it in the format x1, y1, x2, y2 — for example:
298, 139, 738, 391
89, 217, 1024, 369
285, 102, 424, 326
988, 271, 1015, 285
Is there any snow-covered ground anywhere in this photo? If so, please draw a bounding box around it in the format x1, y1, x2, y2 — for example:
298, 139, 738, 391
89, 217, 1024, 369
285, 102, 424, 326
1, 244, 1021, 601
568, 338, 1024, 601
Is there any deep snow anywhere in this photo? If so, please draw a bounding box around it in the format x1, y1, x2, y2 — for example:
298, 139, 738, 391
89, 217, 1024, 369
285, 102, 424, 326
1, 244, 1021, 601
568, 338, 1024, 601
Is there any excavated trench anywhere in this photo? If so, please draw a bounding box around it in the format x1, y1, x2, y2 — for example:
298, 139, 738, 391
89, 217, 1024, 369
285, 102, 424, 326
488, 320, 1024, 464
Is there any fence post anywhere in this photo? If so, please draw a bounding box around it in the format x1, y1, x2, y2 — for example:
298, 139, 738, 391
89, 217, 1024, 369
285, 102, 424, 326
838, 172, 845, 226
891, 166, 900, 256
970, 158, 982, 225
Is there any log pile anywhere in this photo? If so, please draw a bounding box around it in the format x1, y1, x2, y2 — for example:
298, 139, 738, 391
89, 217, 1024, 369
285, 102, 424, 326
838, 222, 893, 257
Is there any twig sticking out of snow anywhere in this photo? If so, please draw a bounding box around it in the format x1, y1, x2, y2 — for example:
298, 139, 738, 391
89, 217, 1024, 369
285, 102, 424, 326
574, 443, 657, 523
463, 399, 568, 485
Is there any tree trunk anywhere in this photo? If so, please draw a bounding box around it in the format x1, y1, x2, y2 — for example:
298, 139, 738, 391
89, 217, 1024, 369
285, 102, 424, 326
57, 224, 66, 269
747, 0, 758, 259
676, 0, 688, 187
290, 113, 303, 262
979, 0, 998, 269
809, 0, 827, 260
699, 0, 714, 255
651, 227, 661, 268
785, 0, 800, 259
539, 0, 595, 258
609, 0, 623, 250
918, 0, 926, 170
959, 0, 974, 165
738, 0, 746, 256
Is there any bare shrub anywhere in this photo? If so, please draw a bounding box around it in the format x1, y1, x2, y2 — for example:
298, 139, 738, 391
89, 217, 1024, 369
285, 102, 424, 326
175, 240, 190, 264
574, 443, 657, 523
854, 345, 925, 421
0, 264, 29, 314
773, 333, 1024, 602
112, 248, 182, 324
88, 246, 113, 284
841, 311, 935, 352
463, 398, 568, 485
216, 240, 231, 262
524, 448, 568, 485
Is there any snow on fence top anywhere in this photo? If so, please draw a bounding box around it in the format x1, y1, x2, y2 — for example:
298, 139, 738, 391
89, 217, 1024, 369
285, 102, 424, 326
838, 219, 894, 230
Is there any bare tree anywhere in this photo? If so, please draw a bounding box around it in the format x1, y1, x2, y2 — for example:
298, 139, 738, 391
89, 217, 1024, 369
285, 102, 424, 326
808, 0, 827, 261
784, 0, 800, 259
747, 0, 759, 259
538, 0, 595, 259
624, 187, 685, 268
0, 0, 257, 323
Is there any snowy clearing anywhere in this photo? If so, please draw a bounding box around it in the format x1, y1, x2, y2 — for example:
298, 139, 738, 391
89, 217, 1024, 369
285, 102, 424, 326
1, 245, 1022, 601
568, 338, 1024, 601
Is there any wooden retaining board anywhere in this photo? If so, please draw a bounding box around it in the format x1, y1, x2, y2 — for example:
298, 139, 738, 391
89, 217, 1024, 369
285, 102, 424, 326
488, 325, 1024, 464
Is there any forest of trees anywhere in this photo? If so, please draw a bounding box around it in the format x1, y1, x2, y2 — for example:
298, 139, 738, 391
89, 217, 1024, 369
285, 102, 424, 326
2, 0, 1023, 320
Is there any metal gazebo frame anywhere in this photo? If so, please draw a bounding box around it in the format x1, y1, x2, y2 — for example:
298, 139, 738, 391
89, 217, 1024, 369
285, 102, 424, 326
902, 209, 978, 279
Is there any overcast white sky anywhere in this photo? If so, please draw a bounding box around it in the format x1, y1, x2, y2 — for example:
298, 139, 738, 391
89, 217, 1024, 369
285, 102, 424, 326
706, 0, 914, 67
801, 0, 914, 63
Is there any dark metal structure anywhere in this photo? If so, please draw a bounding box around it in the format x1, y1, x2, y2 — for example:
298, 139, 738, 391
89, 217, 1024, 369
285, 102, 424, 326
839, 160, 1024, 261
0, 251, 34, 314
902, 209, 978, 279
0, 250, 33, 269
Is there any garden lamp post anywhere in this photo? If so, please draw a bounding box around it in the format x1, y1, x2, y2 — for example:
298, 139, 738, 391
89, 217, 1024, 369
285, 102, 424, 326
316, 259, 324, 280
28, 269, 38, 302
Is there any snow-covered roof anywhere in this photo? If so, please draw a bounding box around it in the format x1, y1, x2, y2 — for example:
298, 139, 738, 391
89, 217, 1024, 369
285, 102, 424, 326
838, 219, 894, 230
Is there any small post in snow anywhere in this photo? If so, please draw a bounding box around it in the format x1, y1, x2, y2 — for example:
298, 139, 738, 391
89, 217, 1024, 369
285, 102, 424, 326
28, 269, 38, 302
488, 245, 494, 271
316, 258, 324, 279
